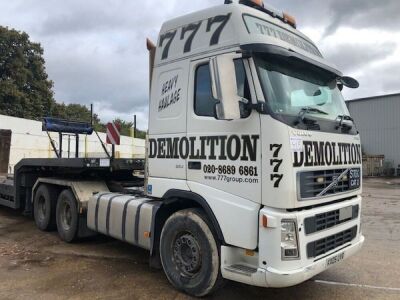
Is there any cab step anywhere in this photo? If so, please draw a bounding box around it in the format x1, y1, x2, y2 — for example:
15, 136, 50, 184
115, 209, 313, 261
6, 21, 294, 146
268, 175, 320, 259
224, 264, 258, 277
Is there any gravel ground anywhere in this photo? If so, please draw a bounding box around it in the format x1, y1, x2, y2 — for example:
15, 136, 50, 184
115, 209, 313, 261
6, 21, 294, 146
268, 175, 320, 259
0, 177, 399, 299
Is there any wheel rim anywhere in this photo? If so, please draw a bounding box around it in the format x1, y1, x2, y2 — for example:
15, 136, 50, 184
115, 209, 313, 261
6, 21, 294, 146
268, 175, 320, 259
60, 201, 72, 231
37, 196, 46, 221
172, 232, 202, 277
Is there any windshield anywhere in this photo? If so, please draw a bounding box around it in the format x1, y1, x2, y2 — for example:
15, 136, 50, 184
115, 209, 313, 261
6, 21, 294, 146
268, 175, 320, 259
255, 55, 350, 122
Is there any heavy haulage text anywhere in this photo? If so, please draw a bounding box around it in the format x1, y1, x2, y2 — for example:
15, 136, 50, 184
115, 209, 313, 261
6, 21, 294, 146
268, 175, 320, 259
158, 75, 180, 112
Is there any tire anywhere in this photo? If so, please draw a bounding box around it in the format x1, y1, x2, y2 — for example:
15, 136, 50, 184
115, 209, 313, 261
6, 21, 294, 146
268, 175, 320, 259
56, 189, 79, 243
33, 184, 58, 231
160, 208, 224, 297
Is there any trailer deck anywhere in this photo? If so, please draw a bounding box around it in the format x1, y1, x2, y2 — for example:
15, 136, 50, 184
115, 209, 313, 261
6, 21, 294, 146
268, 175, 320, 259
0, 157, 145, 210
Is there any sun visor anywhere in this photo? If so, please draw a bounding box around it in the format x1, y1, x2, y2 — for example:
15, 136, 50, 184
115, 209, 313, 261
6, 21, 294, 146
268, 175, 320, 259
241, 43, 342, 77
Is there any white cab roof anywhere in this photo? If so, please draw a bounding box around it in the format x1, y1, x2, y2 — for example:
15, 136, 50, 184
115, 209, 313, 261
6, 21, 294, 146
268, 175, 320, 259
155, 2, 340, 74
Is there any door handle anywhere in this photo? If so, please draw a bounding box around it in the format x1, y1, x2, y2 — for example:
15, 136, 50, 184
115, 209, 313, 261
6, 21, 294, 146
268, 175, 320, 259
188, 161, 201, 170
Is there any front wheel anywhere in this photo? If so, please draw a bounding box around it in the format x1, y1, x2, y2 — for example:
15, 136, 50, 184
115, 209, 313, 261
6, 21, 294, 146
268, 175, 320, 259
160, 208, 224, 297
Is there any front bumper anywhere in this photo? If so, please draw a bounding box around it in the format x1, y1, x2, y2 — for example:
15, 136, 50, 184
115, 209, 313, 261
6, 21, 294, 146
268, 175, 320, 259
221, 234, 364, 288
264, 234, 364, 287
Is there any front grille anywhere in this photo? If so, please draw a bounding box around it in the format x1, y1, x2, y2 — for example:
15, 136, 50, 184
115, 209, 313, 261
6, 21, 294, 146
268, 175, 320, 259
307, 226, 357, 258
299, 168, 360, 199
304, 205, 359, 234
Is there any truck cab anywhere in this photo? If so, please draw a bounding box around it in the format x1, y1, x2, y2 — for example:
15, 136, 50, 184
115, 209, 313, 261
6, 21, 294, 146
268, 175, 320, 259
146, 0, 364, 294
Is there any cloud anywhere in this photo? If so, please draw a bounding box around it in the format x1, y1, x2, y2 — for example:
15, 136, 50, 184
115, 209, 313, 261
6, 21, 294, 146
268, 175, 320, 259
269, 0, 400, 36
95, 101, 149, 130
323, 41, 397, 73
322, 0, 377, 37
0, 0, 218, 127
0, 0, 399, 127
44, 34, 149, 110
366, 61, 400, 95
339, 51, 400, 100
325, 0, 400, 37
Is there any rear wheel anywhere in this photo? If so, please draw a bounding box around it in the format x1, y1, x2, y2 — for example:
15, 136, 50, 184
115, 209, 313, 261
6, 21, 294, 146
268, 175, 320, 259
56, 189, 79, 242
160, 208, 224, 297
33, 184, 58, 231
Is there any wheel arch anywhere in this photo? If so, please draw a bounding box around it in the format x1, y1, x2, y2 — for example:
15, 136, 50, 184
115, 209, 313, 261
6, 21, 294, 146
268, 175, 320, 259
32, 178, 109, 213
162, 189, 225, 243
149, 189, 225, 269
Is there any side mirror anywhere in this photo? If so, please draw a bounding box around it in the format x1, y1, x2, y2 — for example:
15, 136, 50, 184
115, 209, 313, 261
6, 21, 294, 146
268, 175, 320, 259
209, 54, 241, 120
339, 76, 359, 89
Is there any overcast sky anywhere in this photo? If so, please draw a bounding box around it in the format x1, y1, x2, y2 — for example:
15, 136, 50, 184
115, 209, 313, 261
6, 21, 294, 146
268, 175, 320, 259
1, 0, 399, 129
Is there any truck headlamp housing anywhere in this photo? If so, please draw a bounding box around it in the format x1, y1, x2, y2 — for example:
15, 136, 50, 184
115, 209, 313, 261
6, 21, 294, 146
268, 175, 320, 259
281, 219, 299, 259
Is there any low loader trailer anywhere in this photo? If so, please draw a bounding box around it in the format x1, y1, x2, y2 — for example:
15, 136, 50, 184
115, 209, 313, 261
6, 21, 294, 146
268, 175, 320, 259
0, 0, 364, 296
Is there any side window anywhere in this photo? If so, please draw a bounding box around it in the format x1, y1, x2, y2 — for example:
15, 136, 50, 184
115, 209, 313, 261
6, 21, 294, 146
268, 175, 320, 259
194, 59, 251, 118
234, 59, 250, 99
194, 64, 216, 117
234, 59, 252, 118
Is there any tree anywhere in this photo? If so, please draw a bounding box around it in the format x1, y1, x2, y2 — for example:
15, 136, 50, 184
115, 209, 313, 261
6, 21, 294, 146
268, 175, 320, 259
0, 26, 55, 120
52, 102, 100, 123
112, 118, 146, 139
0, 26, 147, 139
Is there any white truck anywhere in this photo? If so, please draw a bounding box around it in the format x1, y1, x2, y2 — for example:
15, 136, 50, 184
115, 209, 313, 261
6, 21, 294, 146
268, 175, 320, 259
0, 0, 364, 296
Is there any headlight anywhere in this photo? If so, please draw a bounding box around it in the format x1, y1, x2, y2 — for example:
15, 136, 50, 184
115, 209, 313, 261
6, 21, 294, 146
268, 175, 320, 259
281, 219, 299, 259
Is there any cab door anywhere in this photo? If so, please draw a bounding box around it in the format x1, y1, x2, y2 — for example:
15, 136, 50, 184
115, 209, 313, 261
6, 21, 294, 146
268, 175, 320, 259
186, 54, 261, 203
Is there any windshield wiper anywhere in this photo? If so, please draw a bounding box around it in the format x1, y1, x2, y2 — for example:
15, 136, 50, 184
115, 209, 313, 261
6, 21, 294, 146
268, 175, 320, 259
294, 107, 328, 127
299, 107, 329, 116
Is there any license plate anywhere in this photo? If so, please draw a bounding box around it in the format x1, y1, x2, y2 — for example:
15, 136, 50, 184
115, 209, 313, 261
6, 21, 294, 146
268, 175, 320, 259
349, 168, 360, 190
326, 252, 344, 267
339, 206, 352, 221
